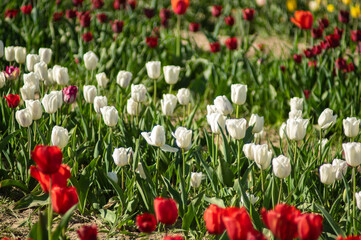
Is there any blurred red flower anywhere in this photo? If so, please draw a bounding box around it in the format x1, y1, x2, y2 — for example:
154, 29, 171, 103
112, 20, 124, 33
293, 54, 302, 64
30, 164, 71, 193
77, 224, 98, 240
146, 36, 158, 48
113, 0, 125, 10
65, 9, 77, 19
171, 0, 189, 15
20, 5, 32, 15
53, 12, 63, 21
335, 58, 347, 71
225, 37, 238, 50
73, 0, 84, 7
82, 32, 93, 42
163, 236, 184, 240
311, 45, 322, 56
280, 65, 286, 73
189, 22, 200, 32
351, 30, 361, 42
31, 145, 63, 174
337, 236, 361, 240
311, 27, 323, 39
96, 13, 108, 23
128, 0, 137, 10
3, 94, 20, 108
78, 11, 91, 28
144, 8, 155, 19
338, 10, 349, 24
291, 11, 313, 30
347, 63, 355, 72
209, 42, 220, 53
318, 18, 329, 29
52, 186, 79, 214
225, 15, 235, 26
154, 197, 178, 225
92, 0, 104, 9
160, 8, 171, 20
211, 5, 222, 17
303, 48, 314, 58
242, 9, 255, 21
325, 34, 340, 48
303, 90, 311, 99
297, 213, 323, 240
334, 27, 344, 37
308, 60, 317, 68
136, 213, 157, 233
204, 204, 225, 235
222, 207, 255, 240
5, 9, 19, 19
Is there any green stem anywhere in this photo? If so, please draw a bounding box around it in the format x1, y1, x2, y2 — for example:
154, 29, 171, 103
156, 147, 160, 177
353, 167, 356, 234
182, 149, 186, 178
154, 79, 157, 105
237, 140, 241, 177
183, 105, 186, 125
236, 104, 239, 119
121, 168, 124, 190
176, 15, 181, 57
48, 176, 53, 240
215, 135, 219, 164
293, 142, 297, 164
260, 169, 264, 193
169, 84, 173, 94
278, 179, 283, 203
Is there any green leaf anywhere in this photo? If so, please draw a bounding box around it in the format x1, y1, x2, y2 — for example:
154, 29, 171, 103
52, 204, 78, 240
216, 158, 234, 187
315, 203, 345, 237
0, 179, 29, 193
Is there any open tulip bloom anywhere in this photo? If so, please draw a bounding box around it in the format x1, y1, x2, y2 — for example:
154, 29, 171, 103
141, 125, 178, 152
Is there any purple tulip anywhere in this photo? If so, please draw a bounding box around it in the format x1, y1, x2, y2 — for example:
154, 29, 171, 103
62, 85, 78, 104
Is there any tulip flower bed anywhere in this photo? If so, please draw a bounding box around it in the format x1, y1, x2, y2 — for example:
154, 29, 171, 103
2, 0, 361, 239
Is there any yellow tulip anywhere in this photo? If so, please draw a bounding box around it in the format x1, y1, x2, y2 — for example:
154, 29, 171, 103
327, 4, 335, 12
342, 0, 351, 5
351, 5, 361, 18
287, 0, 297, 12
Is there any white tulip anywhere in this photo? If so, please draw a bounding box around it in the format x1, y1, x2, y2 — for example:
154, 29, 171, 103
172, 127, 192, 150
116, 71, 132, 88
83, 51, 98, 70
94, 96, 108, 113
286, 118, 309, 141
207, 112, 226, 134
231, 84, 247, 105
226, 118, 247, 140
52, 65, 69, 85
112, 147, 133, 167
279, 122, 287, 139
161, 94, 177, 116
256, 0, 266, 7
319, 138, 328, 150
83, 85, 97, 103
51, 126, 68, 148
131, 84, 147, 103
342, 142, 361, 167
214, 95, 233, 115
272, 155, 291, 178
0, 72, 5, 88
14, 47, 26, 64
177, 88, 190, 105
141, 125, 178, 152
0, 40, 3, 58
15, 109, 33, 127
240, 193, 259, 205
100, 106, 118, 127
332, 159, 348, 180
249, 114, 264, 133
107, 172, 118, 183
355, 191, 361, 210
50, 90, 63, 109
207, 105, 218, 115
45, 68, 55, 86
289, 110, 302, 119
23, 73, 40, 92
253, 144, 272, 170
39, 48, 52, 64
343, 117, 360, 138
20, 85, 35, 100
136, 162, 146, 179
146, 61, 161, 79
190, 172, 202, 188
290, 97, 303, 112
5, 46, 15, 62
163, 65, 181, 84
243, 143, 256, 160
96, 72, 109, 88
319, 164, 336, 185
34, 61, 48, 81
127, 98, 140, 116
42, 92, 60, 114
309, 1, 320, 11
318, 108, 337, 129
25, 100, 43, 120
26, 54, 40, 72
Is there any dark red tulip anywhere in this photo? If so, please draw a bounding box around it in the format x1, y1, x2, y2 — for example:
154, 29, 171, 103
52, 186, 79, 214
160, 8, 171, 20
3, 94, 20, 108
225, 37, 238, 50
72, 0, 84, 6
20, 5, 32, 15
163, 236, 184, 240
154, 197, 178, 225
225, 15, 235, 26
171, 0, 189, 15
204, 204, 225, 235
209, 42, 220, 53
297, 213, 323, 240
144, 8, 155, 19
347, 63, 355, 72
311, 27, 323, 39
79, 11, 91, 28
247, 230, 267, 240
338, 10, 350, 24
4, 9, 19, 19
65, 9, 77, 19
222, 207, 255, 240
82, 32, 93, 42
96, 13, 108, 23
56, 0, 62, 5
136, 213, 157, 233
303, 48, 314, 58
4, 66, 20, 80
293, 54, 302, 64
280, 65, 286, 73
325, 34, 340, 48
189, 22, 200, 32
308, 60, 317, 68
63, 85, 78, 104
92, 0, 104, 9
128, 0, 137, 10
311, 45, 322, 56
31, 145, 63, 175
113, 0, 125, 10
335, 58, 347, 71
334, 27, 344, 37
291, 11, 313, 30
53, 12, 63, 21
303, 90, 310, 99
146, 37, 158, 48
77, 224, 98, 240
112, 20, 124, 33
30, 164, 71, 193
242, 8, 255, 21
161, 18, 169, 28
318, 18, 329, 29
320, 40, 329, 50
351, 30, 361, 42
211, 5, 222, 17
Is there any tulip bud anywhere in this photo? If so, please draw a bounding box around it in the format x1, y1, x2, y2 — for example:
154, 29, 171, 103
356, 191, 361, 210
332, 159, 347, 180
163, 66, 181, 84
343, 117, 360, 138
161, 94, 178, 116
23, 73, 40, 92
14, 46, 26, 64
286, 118, 309, 141
225, 118, 247, 140
342, 142, 361, 167
20, 85, 35, 100
207, 113, 226, 134
100, 106, 118, 127
231, 84, 247, 105
243, 143, 255, 160
146, 61, 161, 79
272, 155, 291, 178
319, 164, 336, 185
39, 48, 52, 64
83, 85, 97, 103
5, 46, 15, 62
94, 96, 108, 114
25, 100, 43, 120
279, 122, 287, 139
26, 54, 40, 72
318, 108, 337, 129
107, 172, 118, 183
34, 61, 48, 81
0, 40, 3, 58
112, 147, 133, 167
42, 92, 61, 114
172, 127, 192, 149
96, 72, 109, 88
62, 85, 78, 104
190, 172, 202, 188
253, 144, 272, 170
214, 95, 233, 116
52, 65, 69, 85
131, 84, 147, 103
290, 97, 303, 112
51, 126, 69, 148
15, 108, 33, 127
0, 72, 5, 89
127, 98, 140, 116
83, 51, 98, 70
177, 88, 190, 105
256, 0, 266, 7
240, 193, 259, 205
116, 71, 132, 88
136, 162, 146, 179
249, 114, 264, 133
289, 110, 302, 119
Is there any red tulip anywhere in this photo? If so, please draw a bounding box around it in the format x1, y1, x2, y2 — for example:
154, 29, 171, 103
351, 30, 361, 42
92, 0, 104, 9
222, 207, 255, 240
225, 16, 235, 26
56, 0, 62, 5
163, 236, 184, 240
154, 197, 178, 225
73, 0, 84, 6
242, 9, 255, 21
325, 34, 340, 48
144, 8, 155, 19
189, 22, 200, 32
308, 60, 317, 68
303, 48, 314, 58
297, 213, 323, 240
290, 11, 313, 30
53, 12, 63, 21
334, 27, 344, 37
161, 18, 169, 28
77, 224, 98, 240
303, 90, 310, 99
160, 8, 171, 20
209, 42, 220, 53
146, 37, 158, 48
136, 213, 157, 233
20, 5, 32, 15
128, 0, 137, 10
311, 27, 323, 39
280, 65, 286, 73
347, 63, 355, 73
79, 11, 91, 28
318, 18, 329, 29
96, 13, 108, 23
65, 9, 77, 19
30, 164, 71, 193
311, 45, 322, 56
3, 94, 20, 109
113, 0, 125, 10
31, 145, 63, 175
63, 85, 78, 104
171, 0, 189, 15
338, 10, 349, 24
52, 186, 79, 214
261, 204, 301, 240
203, 204, 225, 235
335, 58, 347, 71
320, 41, 329, 50
247, 230, 267, 240
225, 37, 238, 50
337, 236, 361, 240
112, 20, 124, 33
82, 32, 93, 42
293, 54, 302, 64
211, 5, 222, 17
5, 9, 19, 19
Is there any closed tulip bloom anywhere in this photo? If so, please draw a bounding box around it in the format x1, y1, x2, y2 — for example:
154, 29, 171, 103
23, 72, 40, 92
279, 122, 287, 139
77, 224, 98, 240
0, 40, 4, 58
96, 72, 109, 88
297, 213, 323, 240
256, 0, 266, 7
154, 197, 178, 225
45, 68, 55, 86
20, 85, 35, 100
290, 97, 303, 112
31, 145, 63, 174
141, 125, 178, 152
190, 172, 202, 188
226, 118, 247, 140
5, 46, 15, 62
112, 147, 132, 167
39, 48, 52, 64
127, 98, 140, 116
289, 110, 302, 119
286, 118, 309, 141
83, 85, 97, 103
171, 0, 189, 15
15, 108, 33, 127
62, 85, 78, 104
30, 164, 70, 193
26, 54, 40, 72
146, 61, 161, 79
253, 144, 272, 170
34, 61, 48, 81
272, 155, 291, 178
136, 162, 146, 179
172, 127, 192, 149
243, 143, 256, 160
291, 11, 313, 29
100, 106, 118, 127
222, 207, 255, 240
52, 65, 69, 85
207, 105, 218, 115
0, 72, 6, 88
177, 88, 190, 105
332, 159, 347, 180
107, 172, 118, 183
136, 213, 157, 233
319, 164, 336, 185
163, 66, 181, 85
42, 92, 60, 114
131, 84, 147, 103
204, 204, 225, 235
51, 126, 68, 149
83, 51, 98, 70
214, 95, 233, 115
231, 84, 247, 105
161, 94, 178, 116
50, 90, 63, 109
343, 117, 360, 138
116, 71, 132, 88
356, 192, 361, 210
342, 142, 361, 167
51, 186, 79, 214
249, 114, 264, 133
14, 47, 26, 64
318, 108, 337, 129
25, 100, 43, 120
207, 113, 226, 134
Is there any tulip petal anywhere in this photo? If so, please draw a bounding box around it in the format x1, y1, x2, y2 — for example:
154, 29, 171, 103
161, 144, 179, 152
141, 132, 154, 146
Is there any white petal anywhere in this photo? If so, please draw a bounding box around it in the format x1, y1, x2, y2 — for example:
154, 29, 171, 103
160, 144, 179, 153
